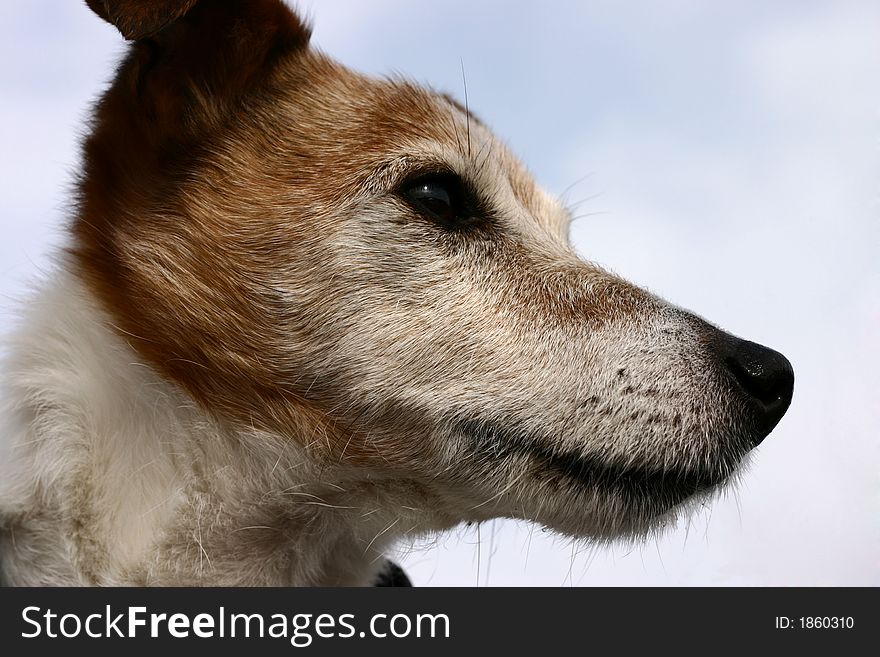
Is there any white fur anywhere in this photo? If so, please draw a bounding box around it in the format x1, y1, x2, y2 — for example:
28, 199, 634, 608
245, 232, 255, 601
0, 263, 411, 585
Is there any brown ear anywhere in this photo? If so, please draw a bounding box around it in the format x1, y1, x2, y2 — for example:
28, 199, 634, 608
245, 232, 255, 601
85, 0, 200, 40
80, 0, 312, 186
86, 0, 311, 122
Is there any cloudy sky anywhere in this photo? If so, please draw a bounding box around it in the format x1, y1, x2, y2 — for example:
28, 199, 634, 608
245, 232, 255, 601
1, 1, 877, 585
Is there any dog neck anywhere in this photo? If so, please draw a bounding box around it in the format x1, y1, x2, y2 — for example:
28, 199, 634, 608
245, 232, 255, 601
0, 262, 416, 585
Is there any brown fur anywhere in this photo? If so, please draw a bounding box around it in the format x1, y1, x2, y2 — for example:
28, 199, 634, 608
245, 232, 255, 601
86, 0, 200, 39
73, 0, 598, 463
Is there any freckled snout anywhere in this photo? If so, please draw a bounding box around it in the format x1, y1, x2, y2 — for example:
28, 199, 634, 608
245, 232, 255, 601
712, 331, 794, 444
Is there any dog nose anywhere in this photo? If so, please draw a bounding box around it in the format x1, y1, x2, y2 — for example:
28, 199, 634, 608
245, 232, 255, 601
715, 334, 794, 442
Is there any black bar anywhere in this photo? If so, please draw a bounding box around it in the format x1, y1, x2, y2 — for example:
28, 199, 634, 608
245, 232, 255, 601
0, 587, 874, 654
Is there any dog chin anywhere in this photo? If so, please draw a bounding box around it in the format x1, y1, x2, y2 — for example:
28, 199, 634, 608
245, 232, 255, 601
456, 417, 748, 535
532, 455, 750, 543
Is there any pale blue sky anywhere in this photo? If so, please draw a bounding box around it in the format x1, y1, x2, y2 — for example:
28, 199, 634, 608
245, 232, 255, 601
1, 1, 877, 585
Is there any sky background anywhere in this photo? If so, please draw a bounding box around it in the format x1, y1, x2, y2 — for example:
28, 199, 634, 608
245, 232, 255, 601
0, 1, 877, 585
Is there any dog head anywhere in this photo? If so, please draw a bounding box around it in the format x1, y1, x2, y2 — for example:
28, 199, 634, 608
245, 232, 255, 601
78, 0, 794, 539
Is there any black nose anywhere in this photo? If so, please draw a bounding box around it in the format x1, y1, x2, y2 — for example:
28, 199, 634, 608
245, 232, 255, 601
715, 333, 794, 443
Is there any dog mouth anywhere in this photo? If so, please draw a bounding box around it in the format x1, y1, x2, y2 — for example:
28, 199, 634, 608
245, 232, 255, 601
454, 417, 738, 521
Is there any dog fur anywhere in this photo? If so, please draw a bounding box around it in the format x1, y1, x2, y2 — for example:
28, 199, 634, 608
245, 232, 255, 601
0, 0, 792, 586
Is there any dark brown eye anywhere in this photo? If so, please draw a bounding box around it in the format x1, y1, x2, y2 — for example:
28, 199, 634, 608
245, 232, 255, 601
399, 172, 470, 228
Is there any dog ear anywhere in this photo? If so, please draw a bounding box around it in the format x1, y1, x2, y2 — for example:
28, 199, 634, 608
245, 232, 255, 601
86, 0, 311, 132
85, 0, 310, 51
78, 0, 312, 226
85, 0, 200, 40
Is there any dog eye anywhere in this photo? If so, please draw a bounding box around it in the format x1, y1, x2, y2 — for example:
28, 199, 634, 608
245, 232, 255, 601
399, 173, 471, 228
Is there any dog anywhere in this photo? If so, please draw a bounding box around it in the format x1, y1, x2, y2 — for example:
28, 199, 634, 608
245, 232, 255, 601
0, 0, 794, 586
